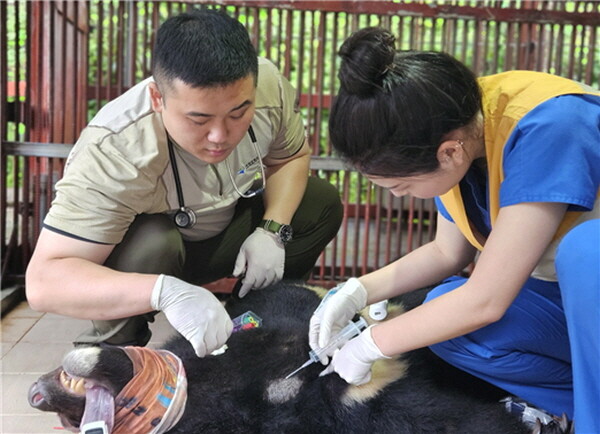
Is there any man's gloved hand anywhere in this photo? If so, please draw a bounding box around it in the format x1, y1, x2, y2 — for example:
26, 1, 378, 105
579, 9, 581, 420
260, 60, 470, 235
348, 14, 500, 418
151, 275, 233, 357
319, 325, 390, 385
232, 227, 285, 298
309, 278, 368, 364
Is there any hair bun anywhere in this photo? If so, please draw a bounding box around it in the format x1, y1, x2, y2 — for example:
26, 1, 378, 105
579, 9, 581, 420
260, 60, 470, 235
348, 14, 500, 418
338, 27, 396, 96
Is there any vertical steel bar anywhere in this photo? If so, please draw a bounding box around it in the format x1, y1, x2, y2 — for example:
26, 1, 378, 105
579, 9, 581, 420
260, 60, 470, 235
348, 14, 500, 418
314, 10, 326, 155
567, 22, 577, 79
264, 7, 272, 60
576, 24, 586, 81
94, 2, 103, 115
129, 1, 138, 87
106, 1, 114, 102
21, 0, 32, 259
373, 186, 382, 270
383, 190, 393, 266
283, 8, 292, 78
116, 1, 125, 95
58, 0, 66, 144
273, 8, 281, 70
142, 2, 150, 78
296, 10, 305, 108
326, 12, 338, 157
535, 20, 544, 72
351, 173, 361, 277
251, 7, 260, 53
585, 26, 597, 86
361, 181, 372, 276
151, 1, 160, 76
405, 196, 415, 253
306, 11, 316, 152
554, 22, 564, 77
0, 1, 9, 257
339, 173, 350, 280
416, 199, 424, 247
395, 196, 403, 259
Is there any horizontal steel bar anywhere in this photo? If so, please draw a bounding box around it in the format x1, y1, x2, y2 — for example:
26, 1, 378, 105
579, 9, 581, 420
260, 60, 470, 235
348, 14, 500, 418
1, 142, 350, 171
202, 1, 600, 26
2, 141, 72, 158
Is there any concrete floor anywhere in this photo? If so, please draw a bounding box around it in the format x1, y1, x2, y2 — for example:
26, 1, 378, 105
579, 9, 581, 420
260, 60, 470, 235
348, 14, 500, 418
1, 300, 177, 433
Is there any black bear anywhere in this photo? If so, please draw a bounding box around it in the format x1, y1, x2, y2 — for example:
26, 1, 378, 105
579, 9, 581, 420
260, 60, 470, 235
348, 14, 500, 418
29, 281, 554, 433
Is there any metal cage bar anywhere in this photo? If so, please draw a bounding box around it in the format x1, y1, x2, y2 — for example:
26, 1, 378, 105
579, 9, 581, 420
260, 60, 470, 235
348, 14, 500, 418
2, 0, 600, 290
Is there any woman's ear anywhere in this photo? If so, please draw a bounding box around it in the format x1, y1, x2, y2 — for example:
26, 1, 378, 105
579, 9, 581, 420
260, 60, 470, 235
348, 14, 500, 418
148, 82, 164, 113
437, 140, 465, 167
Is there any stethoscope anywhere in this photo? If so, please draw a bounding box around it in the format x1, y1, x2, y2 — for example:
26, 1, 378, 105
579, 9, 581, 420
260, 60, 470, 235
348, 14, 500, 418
168, 126, 266, 229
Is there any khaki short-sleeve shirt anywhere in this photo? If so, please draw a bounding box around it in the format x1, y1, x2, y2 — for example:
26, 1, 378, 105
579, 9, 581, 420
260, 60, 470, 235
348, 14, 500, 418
44, 58, 306, 243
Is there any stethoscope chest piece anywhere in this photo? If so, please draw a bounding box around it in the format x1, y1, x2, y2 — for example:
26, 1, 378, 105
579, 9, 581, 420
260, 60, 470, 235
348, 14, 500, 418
174, 207, 197, 229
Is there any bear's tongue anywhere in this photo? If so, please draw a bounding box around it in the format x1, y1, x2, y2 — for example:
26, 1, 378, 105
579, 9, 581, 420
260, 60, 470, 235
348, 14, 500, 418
80, 385, 115, 433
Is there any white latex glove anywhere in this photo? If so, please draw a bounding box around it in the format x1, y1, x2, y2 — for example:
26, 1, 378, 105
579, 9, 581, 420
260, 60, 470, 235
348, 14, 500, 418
319, 325, 390, 385
151, 275, 233, 357
308, 278, 368, 364
233, 227, 285, 298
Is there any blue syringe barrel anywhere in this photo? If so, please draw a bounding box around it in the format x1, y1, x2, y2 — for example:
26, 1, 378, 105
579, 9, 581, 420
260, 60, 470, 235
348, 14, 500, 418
309, 316, 368, 363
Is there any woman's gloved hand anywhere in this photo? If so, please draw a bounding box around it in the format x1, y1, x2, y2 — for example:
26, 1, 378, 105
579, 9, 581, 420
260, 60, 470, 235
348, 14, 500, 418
233, 228, 285, 298
319, 325, 390, 385
309, 278, 368, 364
151, 275, 233, 357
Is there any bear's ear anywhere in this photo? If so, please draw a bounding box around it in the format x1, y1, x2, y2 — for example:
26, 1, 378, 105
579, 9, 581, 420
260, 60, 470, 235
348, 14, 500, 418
62, 346, 134, 396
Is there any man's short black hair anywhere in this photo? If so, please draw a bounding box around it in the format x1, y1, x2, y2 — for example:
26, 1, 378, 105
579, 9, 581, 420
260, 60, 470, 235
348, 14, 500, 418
152, 8, 258, 89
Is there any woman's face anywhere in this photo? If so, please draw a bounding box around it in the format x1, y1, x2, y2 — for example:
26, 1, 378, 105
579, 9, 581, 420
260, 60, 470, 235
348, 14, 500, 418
366, 170, 462, 199
366, 139, 474, 199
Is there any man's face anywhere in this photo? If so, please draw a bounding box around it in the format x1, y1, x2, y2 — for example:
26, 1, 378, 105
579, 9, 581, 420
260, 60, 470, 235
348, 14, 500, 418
150, 75, 256, 164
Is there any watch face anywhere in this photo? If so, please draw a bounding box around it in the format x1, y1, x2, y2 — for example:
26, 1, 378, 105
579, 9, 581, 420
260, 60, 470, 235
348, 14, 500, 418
279, 225, 293, 243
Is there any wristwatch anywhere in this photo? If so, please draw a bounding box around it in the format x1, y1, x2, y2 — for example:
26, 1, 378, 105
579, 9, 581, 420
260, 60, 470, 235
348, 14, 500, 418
260, 219, 293, 244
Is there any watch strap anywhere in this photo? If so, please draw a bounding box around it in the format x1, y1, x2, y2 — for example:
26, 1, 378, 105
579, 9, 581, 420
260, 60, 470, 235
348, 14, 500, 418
259, 219, 292, 244
260, 219, 283, 234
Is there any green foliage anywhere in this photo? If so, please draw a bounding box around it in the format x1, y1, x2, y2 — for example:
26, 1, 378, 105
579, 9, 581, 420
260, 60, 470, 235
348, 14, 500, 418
4, 123, 25, 188
4, 0, 599, 184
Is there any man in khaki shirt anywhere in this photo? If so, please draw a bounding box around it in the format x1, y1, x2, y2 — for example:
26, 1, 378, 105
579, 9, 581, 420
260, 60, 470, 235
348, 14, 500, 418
25, 9, 342, 357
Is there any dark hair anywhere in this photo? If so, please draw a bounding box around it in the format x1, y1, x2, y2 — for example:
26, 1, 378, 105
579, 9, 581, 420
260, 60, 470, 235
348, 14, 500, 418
329, 27, 481, 177
152, 9, 258, 89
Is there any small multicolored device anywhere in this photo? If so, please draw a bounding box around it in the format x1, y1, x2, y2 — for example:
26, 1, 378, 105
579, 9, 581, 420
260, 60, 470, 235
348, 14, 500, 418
232, 310, 263, 333
211, 311, 264, 356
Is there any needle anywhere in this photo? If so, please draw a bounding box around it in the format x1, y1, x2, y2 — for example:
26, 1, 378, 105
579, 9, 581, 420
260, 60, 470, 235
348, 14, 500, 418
285, 359, 313, 379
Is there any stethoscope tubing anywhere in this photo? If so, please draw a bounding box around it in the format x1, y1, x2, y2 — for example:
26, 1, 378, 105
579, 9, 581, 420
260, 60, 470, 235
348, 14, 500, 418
167, 126, 265, 228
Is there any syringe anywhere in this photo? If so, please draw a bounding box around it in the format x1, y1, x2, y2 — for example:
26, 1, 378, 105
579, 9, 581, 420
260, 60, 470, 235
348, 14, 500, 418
285, 316, 368, 379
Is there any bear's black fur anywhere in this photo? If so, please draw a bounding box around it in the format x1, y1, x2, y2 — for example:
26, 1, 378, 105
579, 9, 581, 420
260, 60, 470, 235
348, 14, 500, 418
29, 281, 532, 433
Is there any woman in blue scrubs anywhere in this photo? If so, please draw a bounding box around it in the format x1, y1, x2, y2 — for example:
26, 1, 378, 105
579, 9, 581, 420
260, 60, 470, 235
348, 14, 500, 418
310, 27, 599, 432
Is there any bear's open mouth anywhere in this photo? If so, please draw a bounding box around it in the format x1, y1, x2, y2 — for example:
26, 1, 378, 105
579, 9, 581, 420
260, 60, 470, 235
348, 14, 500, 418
59, 370, 86, 396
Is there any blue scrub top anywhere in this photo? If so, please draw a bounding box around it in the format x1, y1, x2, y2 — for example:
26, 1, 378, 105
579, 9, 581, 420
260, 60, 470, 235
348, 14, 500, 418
436, 93, 600, 230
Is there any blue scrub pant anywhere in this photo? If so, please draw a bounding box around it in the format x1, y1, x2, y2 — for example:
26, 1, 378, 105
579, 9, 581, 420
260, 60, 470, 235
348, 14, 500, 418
424, 219, 599, 433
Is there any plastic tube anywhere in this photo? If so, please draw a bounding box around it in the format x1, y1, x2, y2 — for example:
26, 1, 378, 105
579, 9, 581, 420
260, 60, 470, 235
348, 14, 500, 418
80, 385, 115, 433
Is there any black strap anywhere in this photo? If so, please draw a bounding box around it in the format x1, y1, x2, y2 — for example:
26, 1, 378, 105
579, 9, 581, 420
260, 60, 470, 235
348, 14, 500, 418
248, 125, 257, 143
167, 137, 186, 210
167, 126, 256, 210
